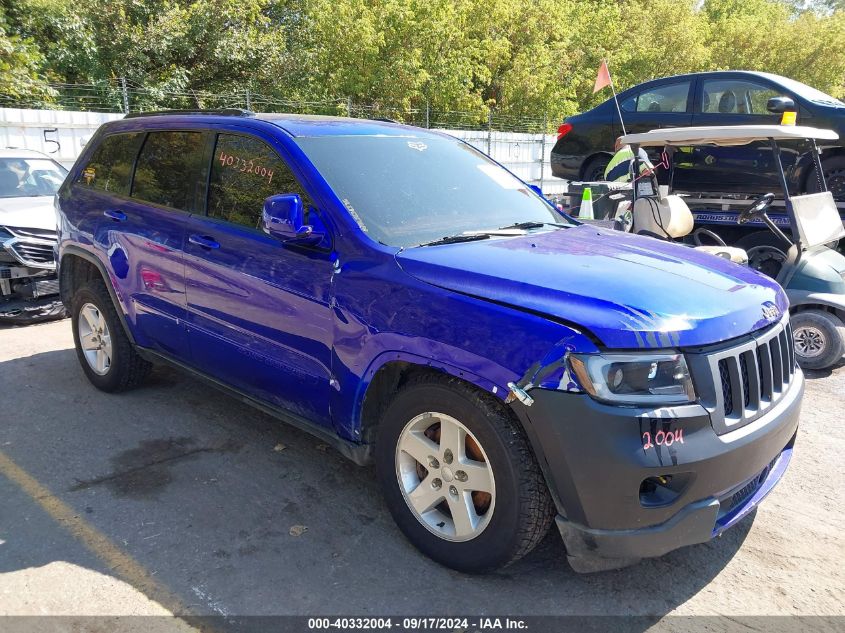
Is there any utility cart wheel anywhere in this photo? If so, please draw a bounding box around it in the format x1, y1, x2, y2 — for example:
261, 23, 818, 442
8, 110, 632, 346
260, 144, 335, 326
791, 309, 845, 370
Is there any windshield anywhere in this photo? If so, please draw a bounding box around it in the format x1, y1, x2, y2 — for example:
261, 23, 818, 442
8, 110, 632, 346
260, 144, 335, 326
764, 74, 845, 107
0, 157, 68, 198
295, 135, 569, 247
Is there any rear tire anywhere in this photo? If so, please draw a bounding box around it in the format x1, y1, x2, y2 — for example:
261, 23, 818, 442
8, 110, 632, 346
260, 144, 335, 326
582, 155, 611, 182
791, 309, 845, 370
71, 279, 151, 392
375, 374, 554, 573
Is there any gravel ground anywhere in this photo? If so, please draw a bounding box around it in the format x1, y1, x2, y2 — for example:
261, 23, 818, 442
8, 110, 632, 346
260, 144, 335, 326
0, 319, 843, 626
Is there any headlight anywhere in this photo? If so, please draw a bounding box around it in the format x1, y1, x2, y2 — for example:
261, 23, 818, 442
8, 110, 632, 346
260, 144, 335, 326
568, 353, 696, 405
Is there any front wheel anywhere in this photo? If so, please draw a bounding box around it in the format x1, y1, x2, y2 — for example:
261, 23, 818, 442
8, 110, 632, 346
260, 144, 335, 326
375, 375, 554, 573
791, 309, 845, 370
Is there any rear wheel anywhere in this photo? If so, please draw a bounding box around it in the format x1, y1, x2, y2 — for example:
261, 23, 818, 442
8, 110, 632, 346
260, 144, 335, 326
71, 279, 151, 391
791, 309, 845, 370
375, 374, 554, 573
582, 154, 611, 182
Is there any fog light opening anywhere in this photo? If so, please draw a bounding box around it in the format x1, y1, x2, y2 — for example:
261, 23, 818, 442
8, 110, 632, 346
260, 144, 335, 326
639, 473, 691, 507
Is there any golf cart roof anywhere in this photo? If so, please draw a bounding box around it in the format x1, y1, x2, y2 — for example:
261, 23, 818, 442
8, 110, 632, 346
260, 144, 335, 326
621, 125, 839, 147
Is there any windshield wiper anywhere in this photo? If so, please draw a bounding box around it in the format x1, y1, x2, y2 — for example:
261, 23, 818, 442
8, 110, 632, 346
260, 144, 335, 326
497, 221, 570, 230
418, 233, 492, 247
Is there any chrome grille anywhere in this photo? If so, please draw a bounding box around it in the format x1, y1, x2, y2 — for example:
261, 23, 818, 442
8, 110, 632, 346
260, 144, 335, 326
7, 227, 57, 240
8, 241, 55, 266
691, 317, 797, 436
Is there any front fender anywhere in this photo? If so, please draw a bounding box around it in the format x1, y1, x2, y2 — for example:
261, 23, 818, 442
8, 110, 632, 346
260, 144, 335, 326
359, 349, 510, 403
788, 290, 845, 314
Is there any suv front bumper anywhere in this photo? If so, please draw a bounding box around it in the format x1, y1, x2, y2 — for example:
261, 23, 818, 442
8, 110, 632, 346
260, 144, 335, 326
512, 370, 803, 572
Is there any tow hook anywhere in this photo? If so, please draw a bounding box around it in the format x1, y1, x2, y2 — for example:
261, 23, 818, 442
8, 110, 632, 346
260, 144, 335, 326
507, 382, 534, 407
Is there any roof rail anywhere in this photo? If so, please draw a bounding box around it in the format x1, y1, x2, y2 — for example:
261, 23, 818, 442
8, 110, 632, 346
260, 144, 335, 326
124, 108, 255, 119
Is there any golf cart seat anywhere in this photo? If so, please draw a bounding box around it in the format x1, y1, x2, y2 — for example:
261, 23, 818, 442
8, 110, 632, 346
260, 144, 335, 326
632, 194, 749, 264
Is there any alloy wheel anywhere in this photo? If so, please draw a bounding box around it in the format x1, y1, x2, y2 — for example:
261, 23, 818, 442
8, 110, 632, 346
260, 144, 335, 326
78, 302, 112, 375
395, 412, 496, 542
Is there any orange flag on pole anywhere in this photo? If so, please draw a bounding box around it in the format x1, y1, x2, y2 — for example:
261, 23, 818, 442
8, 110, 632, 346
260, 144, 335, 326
592, 59, 627, 135
593, 60, 612, 93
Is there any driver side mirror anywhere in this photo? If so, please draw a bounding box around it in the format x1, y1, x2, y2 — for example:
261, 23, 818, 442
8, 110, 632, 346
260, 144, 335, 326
767, 96, 796, 114
262, 194, 324, 244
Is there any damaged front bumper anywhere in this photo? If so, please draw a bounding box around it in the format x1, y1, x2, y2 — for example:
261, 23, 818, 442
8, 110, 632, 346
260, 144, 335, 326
511, 367, 803, 573
1, 230, 65, 324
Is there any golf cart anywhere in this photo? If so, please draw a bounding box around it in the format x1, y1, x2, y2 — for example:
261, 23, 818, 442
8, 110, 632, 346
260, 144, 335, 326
618, 125, 845, 370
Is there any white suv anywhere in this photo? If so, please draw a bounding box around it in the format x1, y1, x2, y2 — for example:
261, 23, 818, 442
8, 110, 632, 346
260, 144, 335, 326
0, 148, 68, 323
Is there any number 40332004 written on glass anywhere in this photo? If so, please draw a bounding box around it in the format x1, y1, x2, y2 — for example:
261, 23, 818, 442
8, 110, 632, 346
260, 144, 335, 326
219, 150, 274, 185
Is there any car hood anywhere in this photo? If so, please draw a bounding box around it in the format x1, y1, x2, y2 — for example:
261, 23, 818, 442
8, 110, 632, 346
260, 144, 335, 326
396, 225, 788, 349
0, 196, 57, 232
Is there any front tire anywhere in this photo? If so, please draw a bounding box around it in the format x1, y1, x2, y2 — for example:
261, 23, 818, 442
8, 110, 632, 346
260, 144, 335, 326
71, 279, 151, 392
375, 374, 554, 573
791, 309, 845, 370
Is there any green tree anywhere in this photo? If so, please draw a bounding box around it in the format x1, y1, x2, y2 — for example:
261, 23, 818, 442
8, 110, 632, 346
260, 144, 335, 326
2, 0, 845, 119
0, 5, 54, 103
705, 0, 845, 98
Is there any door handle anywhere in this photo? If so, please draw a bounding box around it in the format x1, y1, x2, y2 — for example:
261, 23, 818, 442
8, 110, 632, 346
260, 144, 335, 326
189, 234, 220, 250
103, 209, 127, 222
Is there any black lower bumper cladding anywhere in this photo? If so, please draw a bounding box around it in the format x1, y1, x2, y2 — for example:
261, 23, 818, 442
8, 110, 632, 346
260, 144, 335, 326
511, 372, 803, 572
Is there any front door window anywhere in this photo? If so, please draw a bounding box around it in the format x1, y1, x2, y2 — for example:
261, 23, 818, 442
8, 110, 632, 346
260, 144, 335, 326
701, 79, 785, 116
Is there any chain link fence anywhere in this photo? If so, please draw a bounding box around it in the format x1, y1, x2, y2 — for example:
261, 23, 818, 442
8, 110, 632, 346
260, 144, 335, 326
0, 80, 552, 132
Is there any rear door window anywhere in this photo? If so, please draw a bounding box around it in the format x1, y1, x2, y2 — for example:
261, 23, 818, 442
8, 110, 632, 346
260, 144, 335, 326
207, 133, 312, 229
76, 132, 144, 195
131, 131, 207, 212
634, 82, 692, 113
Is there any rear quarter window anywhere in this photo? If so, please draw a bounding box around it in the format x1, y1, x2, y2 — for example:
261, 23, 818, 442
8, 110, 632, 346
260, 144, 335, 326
76, 132, 144, 195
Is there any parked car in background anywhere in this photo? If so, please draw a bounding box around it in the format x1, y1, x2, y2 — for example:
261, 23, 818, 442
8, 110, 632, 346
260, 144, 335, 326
58, 111, 801, 574
0, 148, 67, 324
551, 71, 845, 198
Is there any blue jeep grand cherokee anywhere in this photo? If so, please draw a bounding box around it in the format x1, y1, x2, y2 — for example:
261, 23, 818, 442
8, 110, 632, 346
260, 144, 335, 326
56, 110, 803, 573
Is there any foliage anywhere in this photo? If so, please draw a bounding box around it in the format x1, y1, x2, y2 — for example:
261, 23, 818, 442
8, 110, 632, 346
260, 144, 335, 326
1, 0, 845, 121
0, 5, 55, 102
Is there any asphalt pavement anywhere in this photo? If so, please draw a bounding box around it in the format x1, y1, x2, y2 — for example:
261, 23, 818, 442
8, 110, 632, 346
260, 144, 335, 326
0, 319, 843, 628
